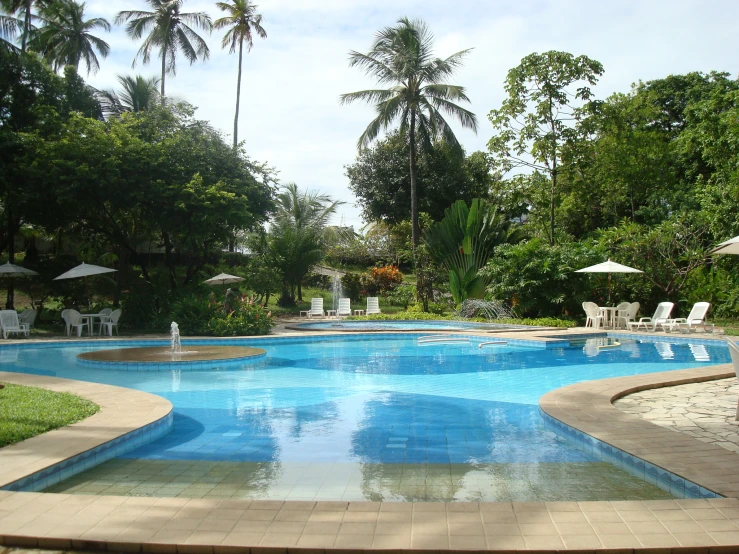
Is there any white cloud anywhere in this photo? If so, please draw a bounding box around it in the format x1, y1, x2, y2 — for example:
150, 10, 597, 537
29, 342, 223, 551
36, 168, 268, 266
81, 0, 739, 228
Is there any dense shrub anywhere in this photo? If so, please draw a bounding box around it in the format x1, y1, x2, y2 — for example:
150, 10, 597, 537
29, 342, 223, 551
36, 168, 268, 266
170, 295, 215, 336
340, 273, 363, 301
208, 298, 274, 336
369, 265, 403, 294
387, 284, 415, 308
349, 311, 577, 328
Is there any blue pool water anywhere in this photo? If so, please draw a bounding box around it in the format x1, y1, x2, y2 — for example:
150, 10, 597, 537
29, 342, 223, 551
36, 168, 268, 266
295, 320, 537, 331
0, 334, 730, 466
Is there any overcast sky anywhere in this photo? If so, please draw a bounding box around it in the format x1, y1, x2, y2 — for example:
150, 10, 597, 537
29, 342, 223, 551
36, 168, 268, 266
81, 0, 739, 229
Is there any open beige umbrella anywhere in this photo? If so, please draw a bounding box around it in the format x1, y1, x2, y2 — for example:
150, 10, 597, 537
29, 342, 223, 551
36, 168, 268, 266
204, 273, 245, 286
710, 235, 739, 255
0, 262, 39, 309
575, 259, 643, 302
54, 263, 117, 280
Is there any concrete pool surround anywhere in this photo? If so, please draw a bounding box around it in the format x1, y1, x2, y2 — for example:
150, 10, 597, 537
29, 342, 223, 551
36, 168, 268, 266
2, 329, 739, 552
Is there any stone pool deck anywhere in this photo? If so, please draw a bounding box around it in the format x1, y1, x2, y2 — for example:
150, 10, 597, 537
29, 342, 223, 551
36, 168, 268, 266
2, 330, 739, 552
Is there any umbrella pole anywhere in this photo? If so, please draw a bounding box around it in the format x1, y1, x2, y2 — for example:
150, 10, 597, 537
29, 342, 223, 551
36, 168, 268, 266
608, 272, 611, 304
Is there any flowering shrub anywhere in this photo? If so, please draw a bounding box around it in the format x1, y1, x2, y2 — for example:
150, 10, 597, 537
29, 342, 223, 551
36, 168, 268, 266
208, 297, 274, 336
368, 265, 403, 294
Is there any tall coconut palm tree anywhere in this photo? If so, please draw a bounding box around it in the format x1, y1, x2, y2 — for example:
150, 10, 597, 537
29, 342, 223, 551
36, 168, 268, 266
214, 0, 266, 148
116, 0, 212, 97
0, 11, 23, 51
0, 0, 42, 51
340, 17, 477, 260
98, 74, 161, 117
30, 0, 110, 74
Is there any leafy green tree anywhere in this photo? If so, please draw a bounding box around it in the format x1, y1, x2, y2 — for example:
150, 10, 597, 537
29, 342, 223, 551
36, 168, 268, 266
214, 0, 266, 147
267, 183, 342, 305
340, 17, 477, 258
424, 199, 514, 304
98, 74, 161, 116
30, 0, 110, 75
116, 0, 212, 96
346, 130, 493, 224
488, 51, 603, 245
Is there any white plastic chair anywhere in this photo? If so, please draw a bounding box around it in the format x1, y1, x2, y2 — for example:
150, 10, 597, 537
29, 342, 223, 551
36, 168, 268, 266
613, 302, 630, 329
0, 310, 29, 339
725, 338, 739, 420
582, 302, 604, 330
17, 309, 37, 329
66, 309, 89, 337
366, 297, 381, 315
626, 302, 674, 332
97, 308, 113, 334
61, 309, 71, 336
337, 298, 351, 317
102, 309, 121, 336
308, 298, 324, 318
617, 302, 640, 330
666, 302, 711, 333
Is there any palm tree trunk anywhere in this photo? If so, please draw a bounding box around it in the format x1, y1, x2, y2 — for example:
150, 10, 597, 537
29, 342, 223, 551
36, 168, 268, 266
21, 0, 31, 52
160, 48, 166, 97
233, 36, 244, 148
409, 111, 419, 253
550, 163, 556, 246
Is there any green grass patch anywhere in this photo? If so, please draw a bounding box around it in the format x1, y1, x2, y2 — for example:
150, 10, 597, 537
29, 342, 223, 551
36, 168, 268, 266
0, 383, 100, 448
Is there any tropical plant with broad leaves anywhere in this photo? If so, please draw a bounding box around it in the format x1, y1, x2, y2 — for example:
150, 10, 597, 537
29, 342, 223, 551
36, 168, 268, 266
97, 74, 161, 117
30, 0, 110, 74
424, 199, 515, 304
340, 17, 478, 259
116, 0, 212, 96
214, 0, 266, 147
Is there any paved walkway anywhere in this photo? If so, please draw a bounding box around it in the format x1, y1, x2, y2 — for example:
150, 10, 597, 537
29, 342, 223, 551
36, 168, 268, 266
615, 378, 739, 453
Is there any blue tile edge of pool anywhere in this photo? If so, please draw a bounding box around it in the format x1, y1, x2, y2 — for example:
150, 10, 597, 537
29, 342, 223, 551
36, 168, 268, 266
540, 409, 721, 500
76, 351, 268, 372
0, 410, 174, 493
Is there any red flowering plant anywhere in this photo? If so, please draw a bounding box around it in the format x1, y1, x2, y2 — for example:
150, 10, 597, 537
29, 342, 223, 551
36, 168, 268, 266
368, 265, 403, 295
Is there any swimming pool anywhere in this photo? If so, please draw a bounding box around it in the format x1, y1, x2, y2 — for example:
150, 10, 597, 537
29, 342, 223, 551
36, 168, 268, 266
293, 319, 540, 331
0, 334, 730, 501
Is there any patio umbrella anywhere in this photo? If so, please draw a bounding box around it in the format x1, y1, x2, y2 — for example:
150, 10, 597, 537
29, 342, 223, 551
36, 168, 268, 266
710, 235, 739, 255
0, 262, 39, 278
54, 263, 117, 280
204, 273, 245, 286
575, 259, 643, 302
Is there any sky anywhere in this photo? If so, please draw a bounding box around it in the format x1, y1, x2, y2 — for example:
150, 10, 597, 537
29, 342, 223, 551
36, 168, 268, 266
80, 0, 739, 229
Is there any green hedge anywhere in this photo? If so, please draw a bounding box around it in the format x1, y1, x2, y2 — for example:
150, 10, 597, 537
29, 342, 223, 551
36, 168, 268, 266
349, 312, 577, 328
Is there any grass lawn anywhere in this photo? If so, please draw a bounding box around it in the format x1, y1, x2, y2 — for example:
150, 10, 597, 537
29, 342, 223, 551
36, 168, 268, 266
0, 383, 100, 448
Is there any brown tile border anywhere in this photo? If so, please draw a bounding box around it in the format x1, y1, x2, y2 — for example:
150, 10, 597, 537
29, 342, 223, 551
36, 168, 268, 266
2, 336, 739, 552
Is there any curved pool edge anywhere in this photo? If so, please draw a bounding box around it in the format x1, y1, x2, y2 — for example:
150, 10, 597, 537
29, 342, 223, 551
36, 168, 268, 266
0, 371, 173, 492
2, 346, 739, 552
539, 363, 737, 499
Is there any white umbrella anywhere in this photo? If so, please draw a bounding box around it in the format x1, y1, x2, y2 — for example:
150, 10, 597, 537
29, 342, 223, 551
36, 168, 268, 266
54, 263, 117, 280
710, 235, 739, 255
204, 273, 245, 286
0, 262, 39, 278
575, 259, 643, 302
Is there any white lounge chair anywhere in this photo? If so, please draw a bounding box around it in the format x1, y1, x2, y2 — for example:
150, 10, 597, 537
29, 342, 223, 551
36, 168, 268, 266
366, 297, 381, 315
626, 302, 674, 332
66, 309, 89, 337
725, 338, 739, 420
17, 309, 37, 329
101, 309, 121, 336
582, 302, 604, 330
337, 298, 351, 317
61, 309, 71, 336
0, 310, 29, 339
308, 298, 325, 318
666, 302, 711, 333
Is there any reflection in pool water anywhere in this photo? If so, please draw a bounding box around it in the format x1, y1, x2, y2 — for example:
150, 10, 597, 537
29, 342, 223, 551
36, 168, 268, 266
0, 334, 729, 501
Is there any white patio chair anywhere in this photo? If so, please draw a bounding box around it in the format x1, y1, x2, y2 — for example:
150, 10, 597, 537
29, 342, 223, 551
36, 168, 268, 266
60, 309, 71, 336
626, 302, 674, 332
0, 310, 29, 339
308, 298, 324, 318
366, 297, 381, 315
17, 309, 37, 329
66, 309, 89, 337
666, 302, 711, 333
101, 309, 121, 336
616, 302, 640, 330
337, 298, 351, 317
613, 302, 630, 329
582, 302, 603, 330
97, 308, 113, 334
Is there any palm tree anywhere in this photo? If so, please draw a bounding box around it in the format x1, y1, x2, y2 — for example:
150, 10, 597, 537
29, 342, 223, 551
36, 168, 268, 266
98, 74, 161, 117
214, 0, 266, 148
340, 17, 477, 259
0, 0, 42, 51
30, 0, 110, 74
116, 0, 212, 97
0, 11, 23, 51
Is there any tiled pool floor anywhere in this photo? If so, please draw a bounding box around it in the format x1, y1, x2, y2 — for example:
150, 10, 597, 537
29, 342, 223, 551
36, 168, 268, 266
45, 459, 673, 502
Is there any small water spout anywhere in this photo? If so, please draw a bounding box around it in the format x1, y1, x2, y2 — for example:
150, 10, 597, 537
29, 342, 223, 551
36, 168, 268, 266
170, 321, 182, 354
331, 275, 344, 316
